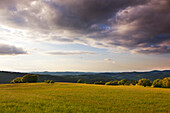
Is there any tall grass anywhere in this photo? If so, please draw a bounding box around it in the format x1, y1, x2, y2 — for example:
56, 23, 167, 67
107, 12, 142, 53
0, 83, 169, 113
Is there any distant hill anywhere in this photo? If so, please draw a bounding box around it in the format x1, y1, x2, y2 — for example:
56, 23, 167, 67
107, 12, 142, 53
0, 71, 77, 84
31, 71, 96, 76
0, 70, 170, 84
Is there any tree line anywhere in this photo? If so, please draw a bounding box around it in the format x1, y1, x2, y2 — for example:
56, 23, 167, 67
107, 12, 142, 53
10, 74, 170, 88
78, 77, 170, 88
10, 74, 38, 83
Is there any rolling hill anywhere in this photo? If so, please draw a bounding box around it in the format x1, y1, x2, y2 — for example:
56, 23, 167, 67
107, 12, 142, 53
0, 83, 169, 112
0, 70, 170, 84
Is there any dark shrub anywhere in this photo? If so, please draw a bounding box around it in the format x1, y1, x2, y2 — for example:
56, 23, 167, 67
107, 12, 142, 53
22, 74, 38, 83
77, 79, 82, 83
130, 80, 138, 85
94, 81, 105, 85
10, 77, 23, 83
45, 80, 54, 83
50, 80, 54, 83
162, 77, 170, 88
124, 81, 131, 85
105, 81, 114, 85
138, 79, 152, 87
152, 79, 162, 87
105, 80, 119, 85
118, 79, 127, 85
44, 80, 51, 83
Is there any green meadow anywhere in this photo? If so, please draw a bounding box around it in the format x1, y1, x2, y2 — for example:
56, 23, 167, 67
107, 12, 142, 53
0, 83, 169, 113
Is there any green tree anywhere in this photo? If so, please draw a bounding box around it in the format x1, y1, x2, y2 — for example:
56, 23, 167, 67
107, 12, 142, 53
44, 80, 55, 84
77, 79, 83, 83
22, 74, 38, 83
124, 81, 131, 85
130, 80, 138, 85
162, 77, 170, 88
138, 79, 152, 87
118, 79, 127, 85
152, 79, 162, 87
50, 80, 54, 84
94, 81, 105, 85
44, 80, 51, 83
10, 77, 23, 83
105, 80, 119, 85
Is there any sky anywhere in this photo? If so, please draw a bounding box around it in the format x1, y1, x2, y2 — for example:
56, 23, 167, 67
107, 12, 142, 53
0, 0, 170, 72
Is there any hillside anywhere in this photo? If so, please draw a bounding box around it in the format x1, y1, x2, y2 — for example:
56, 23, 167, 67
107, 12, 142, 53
0, 70, 170, 84
0, 83, 169, 113
0, 71, 77, 84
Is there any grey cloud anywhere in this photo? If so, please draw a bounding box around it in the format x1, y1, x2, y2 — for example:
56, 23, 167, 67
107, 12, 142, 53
0, 0, 149, 31
46, 51, 95, 55
0, 43, 27, 55
0, 0, 170, 55
90, 0, 170, 54
132, 46, 170, 55
50, 0, 149, 31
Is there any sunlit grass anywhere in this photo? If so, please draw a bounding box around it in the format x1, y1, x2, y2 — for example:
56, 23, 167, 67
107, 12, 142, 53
0, 83, 169, 113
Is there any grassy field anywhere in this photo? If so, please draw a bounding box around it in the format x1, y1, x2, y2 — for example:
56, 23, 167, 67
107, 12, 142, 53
0, 83, 169, 113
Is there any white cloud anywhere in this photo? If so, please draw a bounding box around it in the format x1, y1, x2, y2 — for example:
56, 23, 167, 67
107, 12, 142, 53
46, 51, 95, 55
104, 58, 116, 64
104, 58, 112, 61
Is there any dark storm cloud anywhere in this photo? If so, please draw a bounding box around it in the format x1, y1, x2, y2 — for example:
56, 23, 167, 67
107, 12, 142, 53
108, 0, 170, 54
0, 0, 170, 55
0, 0, 149, 31
49, 0, 149, 31
0, 43, 27, 55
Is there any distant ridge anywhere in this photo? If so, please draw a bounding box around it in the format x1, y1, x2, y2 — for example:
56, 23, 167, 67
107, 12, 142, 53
30, 71, 96, 76
30, 70, 170, 76
0, 70, 170, 84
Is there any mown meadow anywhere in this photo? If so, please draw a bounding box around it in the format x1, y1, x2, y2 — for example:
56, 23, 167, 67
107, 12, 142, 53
0, 83, 169, 113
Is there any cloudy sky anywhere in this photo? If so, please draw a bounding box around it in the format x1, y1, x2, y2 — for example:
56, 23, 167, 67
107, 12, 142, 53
0, 0, 170, 72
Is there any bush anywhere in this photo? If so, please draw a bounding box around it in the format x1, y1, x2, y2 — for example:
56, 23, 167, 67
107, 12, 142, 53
105, 81, 114, 85
44, 80, 54, 84
138, 79, 152, 87
77, 79, 82, 83
94, 81, 105, 85
162, 77, 170, 88
130, 80, 138, 85
10, 77, 23, 83
22, 74, 38, 83
152, 79, 162, 87
50, 80, 54, 83
105, 80, 119, 85
118, 79, 127, 85
44, 80, 51, 83
124, 81, 131, 85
